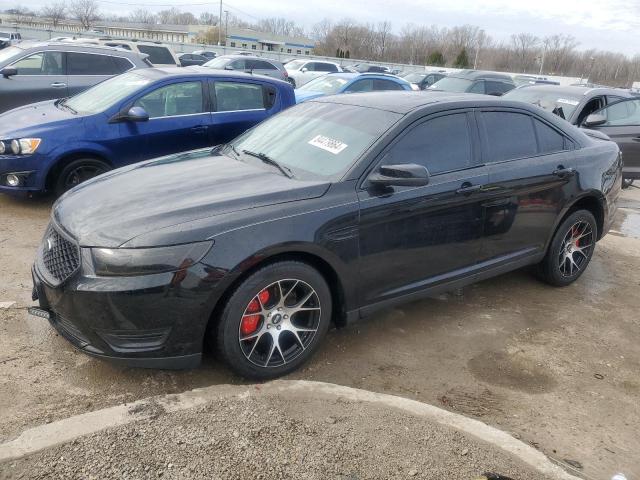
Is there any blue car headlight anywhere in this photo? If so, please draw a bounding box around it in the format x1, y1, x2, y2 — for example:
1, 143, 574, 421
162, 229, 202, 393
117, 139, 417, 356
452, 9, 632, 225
1, 138, 42, 155
91, 241, 213, 276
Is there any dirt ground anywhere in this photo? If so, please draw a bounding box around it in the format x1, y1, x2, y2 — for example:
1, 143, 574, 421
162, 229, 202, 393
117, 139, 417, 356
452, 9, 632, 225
1, 188, 640, 479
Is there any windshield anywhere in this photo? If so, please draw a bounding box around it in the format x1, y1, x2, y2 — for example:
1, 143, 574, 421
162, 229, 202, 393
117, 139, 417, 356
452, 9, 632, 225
404, 73, 428, 83
64, 71, 152, 115
298, 75, 350, 94
0, 46, 23, 64
285, 60, 306, 70
429, 76, 472, 92
503, 88, 582, 120
203, 56, 231, 69
225, 102, 401, 179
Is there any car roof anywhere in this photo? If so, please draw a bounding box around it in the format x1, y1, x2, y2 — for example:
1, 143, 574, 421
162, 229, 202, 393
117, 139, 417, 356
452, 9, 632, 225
11, 40, 143, 56
325, 72, 406, 81
514, 84, 632, 98
135, 66, 290, 85
311, 91, 490, 114
218, 54, 279, 62
448, 69, 513, 81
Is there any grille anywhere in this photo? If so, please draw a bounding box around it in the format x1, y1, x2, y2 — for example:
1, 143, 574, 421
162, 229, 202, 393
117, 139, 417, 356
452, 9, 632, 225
40, 224, 80, 285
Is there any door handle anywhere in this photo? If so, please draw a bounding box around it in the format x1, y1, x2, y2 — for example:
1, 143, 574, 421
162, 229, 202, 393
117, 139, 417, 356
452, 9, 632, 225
50, 82, 67, 88
553, 166, 575, 177
191, 125, 208, 134
456, 182, 483, 195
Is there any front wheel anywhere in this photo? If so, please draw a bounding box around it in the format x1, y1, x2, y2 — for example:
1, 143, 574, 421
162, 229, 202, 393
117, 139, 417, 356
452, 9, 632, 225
54, 158, 111, 197
214, 261, 332, 379
536, 209, 597, 287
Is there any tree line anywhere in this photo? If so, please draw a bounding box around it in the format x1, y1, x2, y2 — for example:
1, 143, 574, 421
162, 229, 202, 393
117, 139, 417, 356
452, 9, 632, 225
5, 4, 640, 86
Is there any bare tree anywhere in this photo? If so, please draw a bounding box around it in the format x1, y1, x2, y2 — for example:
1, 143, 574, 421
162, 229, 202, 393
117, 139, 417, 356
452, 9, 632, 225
70, 0, 100, 30
41, 1, 67, 27
129, 9, 156, 24
511, 33, 540, 73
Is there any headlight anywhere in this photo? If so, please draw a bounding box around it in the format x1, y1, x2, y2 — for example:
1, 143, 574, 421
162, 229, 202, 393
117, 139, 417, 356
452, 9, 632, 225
10, 139, 20, 154
18, 138, 41, 154
91, 241, 213, 277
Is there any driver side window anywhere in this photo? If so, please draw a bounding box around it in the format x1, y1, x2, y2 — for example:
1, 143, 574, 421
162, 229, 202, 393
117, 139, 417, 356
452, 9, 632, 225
12, 51, 63, 75
598, 99, 640, 126
134, 81, 204, 118
577, 96, 605, 125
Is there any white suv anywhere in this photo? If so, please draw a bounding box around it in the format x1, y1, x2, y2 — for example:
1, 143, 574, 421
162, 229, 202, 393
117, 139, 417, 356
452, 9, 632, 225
0, 31, 22, 47
285, 60, 341, 87
100, 40, 179, 68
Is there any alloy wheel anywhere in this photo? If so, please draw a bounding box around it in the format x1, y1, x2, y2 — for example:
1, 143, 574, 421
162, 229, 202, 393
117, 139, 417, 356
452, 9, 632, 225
64, 165, 107, 190
558, 220, 594, 277
238, 279, 322, 368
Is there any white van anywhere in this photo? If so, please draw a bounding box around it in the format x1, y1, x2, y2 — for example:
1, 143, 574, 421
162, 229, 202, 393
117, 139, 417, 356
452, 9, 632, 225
100, 40, 179, 68
0, 32, 22, 46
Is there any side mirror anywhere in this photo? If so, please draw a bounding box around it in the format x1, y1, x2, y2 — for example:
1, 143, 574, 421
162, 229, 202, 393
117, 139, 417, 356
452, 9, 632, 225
301, 67, 308, 73
125, 106, 149, 122
224, 65, 234, 70
369, 163, 430, 188
1, 67, 17, 78
583, 113, 606, 127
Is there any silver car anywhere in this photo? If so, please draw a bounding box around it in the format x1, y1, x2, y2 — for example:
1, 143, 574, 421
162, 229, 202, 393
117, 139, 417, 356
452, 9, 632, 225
203, 55, 287, 81
0, 41, 150, 113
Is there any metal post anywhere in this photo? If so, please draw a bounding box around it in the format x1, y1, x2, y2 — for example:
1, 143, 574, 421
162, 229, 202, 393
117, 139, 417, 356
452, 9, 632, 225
218, 0, 222, 45
224, 10, 229, 41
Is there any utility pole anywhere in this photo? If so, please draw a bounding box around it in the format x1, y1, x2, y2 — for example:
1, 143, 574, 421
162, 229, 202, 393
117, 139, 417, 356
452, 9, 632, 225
218, 0, 222, 45
224, 10, 229, 41
473, 29, 485, 70
538, 45, 546, 75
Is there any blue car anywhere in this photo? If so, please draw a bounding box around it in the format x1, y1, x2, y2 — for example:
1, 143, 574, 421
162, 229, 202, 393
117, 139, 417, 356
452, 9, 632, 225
294, 72, 414, 103
0, 67, 295, 197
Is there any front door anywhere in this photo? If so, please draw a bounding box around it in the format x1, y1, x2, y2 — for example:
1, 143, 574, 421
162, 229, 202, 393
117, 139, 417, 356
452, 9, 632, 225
357, 111, 488, 306
118, 80, 211, 166
588, 98, 640, 180
478, 109, 577, 261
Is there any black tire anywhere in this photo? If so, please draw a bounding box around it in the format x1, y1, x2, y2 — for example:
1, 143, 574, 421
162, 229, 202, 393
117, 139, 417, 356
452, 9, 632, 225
214, 261, 332, 380
622, 179, 634, 189
54, 158, 111, 197
287, 77, 296, 88
537, 209, 597, 287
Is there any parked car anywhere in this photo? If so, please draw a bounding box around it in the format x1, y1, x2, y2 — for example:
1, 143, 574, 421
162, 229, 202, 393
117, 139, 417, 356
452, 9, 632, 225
502, 85, 633, 125
350, 63, 390, 73
294, 72, 413, 103
581, 97, 640, 187
177, 52, 208, 67
203, 55, 287, 81
192, 50, 217, 60
0, 42, 150, 114
0, 31, 22, 47
0, 68, 295, 196
100, 39, 179, 67
403, 71, 446, 90
29, 92, 621, 378
428, 70, 515, 96
284, 59, 342, 87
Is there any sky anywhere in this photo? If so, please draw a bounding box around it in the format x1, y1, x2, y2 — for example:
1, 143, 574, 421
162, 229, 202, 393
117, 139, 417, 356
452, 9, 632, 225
4, 0, 640, 56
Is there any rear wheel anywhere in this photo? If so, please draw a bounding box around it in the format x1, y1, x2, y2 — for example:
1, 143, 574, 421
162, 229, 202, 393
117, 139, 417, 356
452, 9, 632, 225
537, 210, 597, 287
54, 158, 111, 197
214, 261, 332, 379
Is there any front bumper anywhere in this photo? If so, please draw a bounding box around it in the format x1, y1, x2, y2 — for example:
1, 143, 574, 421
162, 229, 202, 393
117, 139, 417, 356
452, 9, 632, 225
0, 152, 48, 194
31, 256, 222, 369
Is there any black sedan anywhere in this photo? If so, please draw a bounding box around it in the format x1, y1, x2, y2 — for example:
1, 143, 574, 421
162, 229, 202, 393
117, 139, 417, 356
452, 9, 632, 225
177, 52, 208, 67
31, 92, 622, 379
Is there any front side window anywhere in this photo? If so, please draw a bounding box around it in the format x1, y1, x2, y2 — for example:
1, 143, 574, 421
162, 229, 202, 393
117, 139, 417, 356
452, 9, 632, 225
316, 63, 338, 73
64, 71, 152, 115
230, 59, 246, 70
345, 79, 374, 93
136, 45, 175, 65
134, 81, 204, 118
12, 51, 63, 75
383, 113, 474, 175
597, 99, 640, 126
298, 75, 349, 94
67, 53, 131, 75
468, 81, 485, 94
214, 81, 265, 111
429, 76, 473, 92
481, 111, 537, 162
226, 102, 401, 179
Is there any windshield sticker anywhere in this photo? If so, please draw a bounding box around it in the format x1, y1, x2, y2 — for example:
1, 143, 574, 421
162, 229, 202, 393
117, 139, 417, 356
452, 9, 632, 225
557, 98, 580, 106
308, 135, 348, 155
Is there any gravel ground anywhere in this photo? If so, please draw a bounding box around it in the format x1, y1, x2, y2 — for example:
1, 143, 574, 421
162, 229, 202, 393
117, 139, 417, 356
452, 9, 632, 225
0, 391, 557, 480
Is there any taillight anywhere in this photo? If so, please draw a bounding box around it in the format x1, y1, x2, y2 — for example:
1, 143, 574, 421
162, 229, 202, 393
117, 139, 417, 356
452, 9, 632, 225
283, 70, 288, 78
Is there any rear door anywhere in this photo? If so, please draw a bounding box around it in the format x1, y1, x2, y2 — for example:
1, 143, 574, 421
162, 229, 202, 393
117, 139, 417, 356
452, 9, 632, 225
66, 52, 134, 96
118, 79, 211, 164
357, 110, 489, 305
479, 109, 577, 262
208, 79, 274, 144
1, 50, 67, 111
588, 98, 640, 180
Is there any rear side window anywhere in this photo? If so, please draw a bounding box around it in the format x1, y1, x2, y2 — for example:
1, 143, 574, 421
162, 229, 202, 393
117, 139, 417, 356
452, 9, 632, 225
136, 45, 175, 65
213, 81, 266, 111
534, 119, 566, 154
67, 53, 131, 75
373, 79, 404, 91
12, 51, 63, 75
384, 113, 474, 175
481, 111, 537, 162
250, 60, 277, 70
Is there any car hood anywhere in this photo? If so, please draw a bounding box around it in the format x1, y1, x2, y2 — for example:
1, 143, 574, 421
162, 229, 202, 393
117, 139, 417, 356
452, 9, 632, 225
294, 90, 326, 103
0, 100, 76, 136
53, 149, 331, 248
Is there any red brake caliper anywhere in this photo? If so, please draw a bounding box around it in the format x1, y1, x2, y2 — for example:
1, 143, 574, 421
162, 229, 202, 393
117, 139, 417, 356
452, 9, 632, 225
240, 289, 270, 336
